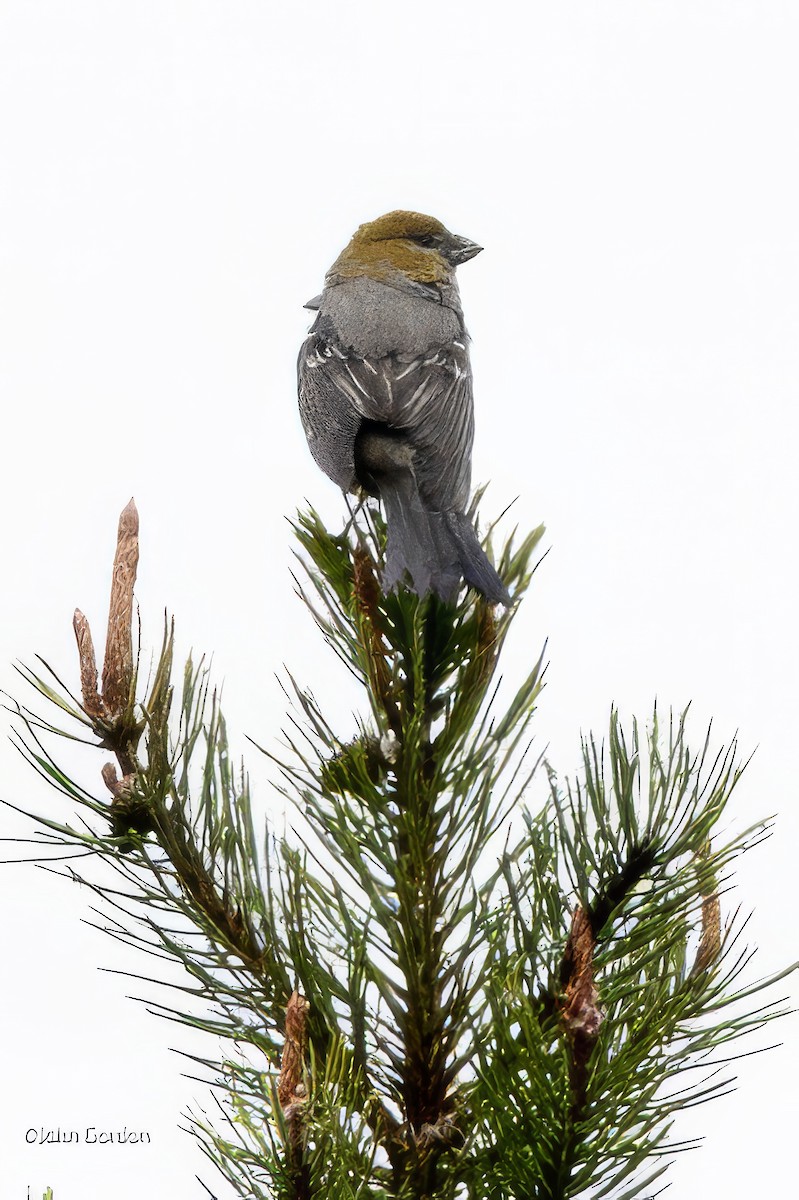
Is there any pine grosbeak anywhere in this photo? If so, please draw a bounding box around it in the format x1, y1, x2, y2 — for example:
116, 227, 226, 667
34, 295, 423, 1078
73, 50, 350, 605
298, 210, 509, 604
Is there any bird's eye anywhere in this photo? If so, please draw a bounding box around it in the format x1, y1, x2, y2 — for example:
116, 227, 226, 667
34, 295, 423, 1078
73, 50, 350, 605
416, 234, 437, 247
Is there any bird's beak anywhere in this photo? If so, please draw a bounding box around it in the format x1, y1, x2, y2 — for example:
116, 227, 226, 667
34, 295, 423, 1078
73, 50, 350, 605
446, 235, 483, 266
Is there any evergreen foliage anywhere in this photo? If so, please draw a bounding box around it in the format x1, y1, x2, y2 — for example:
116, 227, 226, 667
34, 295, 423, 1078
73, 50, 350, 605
2, 499, 794, 1200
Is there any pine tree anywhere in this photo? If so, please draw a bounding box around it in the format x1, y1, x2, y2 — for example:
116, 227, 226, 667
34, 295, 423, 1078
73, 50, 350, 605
3, 497, 794, 1199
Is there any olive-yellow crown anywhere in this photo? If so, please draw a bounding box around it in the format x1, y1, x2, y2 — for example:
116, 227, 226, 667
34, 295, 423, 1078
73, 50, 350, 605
329, 210, 481, 286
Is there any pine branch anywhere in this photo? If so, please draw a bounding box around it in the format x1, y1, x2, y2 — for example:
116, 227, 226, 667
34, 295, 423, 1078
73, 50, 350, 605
469, 708, 793, 1199
2, 495, 793, 1200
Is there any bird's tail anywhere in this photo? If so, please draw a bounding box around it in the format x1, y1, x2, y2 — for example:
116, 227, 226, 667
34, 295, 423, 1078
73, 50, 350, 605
379, 470, 510, 605
442, 509, 511, 605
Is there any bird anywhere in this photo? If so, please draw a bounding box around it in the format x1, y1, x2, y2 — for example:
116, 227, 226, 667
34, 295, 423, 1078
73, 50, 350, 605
297, 210, 510, 605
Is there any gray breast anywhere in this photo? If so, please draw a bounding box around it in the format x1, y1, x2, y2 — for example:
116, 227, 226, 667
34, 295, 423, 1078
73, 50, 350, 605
316, 276, 463, 358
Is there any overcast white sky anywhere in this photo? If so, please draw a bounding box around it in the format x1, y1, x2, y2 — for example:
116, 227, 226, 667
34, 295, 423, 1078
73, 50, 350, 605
1, 2, 797, 1197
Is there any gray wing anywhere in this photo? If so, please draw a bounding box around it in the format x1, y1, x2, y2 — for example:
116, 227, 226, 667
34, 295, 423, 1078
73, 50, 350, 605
386, 341, 474, 513
298, 334, 363, 491
298, 332, 474, 512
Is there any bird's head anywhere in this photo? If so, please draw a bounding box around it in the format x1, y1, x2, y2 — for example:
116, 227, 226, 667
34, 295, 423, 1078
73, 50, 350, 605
328, 210, 482, 286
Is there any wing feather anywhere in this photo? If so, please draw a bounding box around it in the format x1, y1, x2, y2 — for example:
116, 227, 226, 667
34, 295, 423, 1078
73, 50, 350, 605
298, 332, 474, 511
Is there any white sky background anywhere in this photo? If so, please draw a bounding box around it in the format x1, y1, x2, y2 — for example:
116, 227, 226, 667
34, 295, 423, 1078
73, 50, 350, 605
1, 2, 797, 1197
